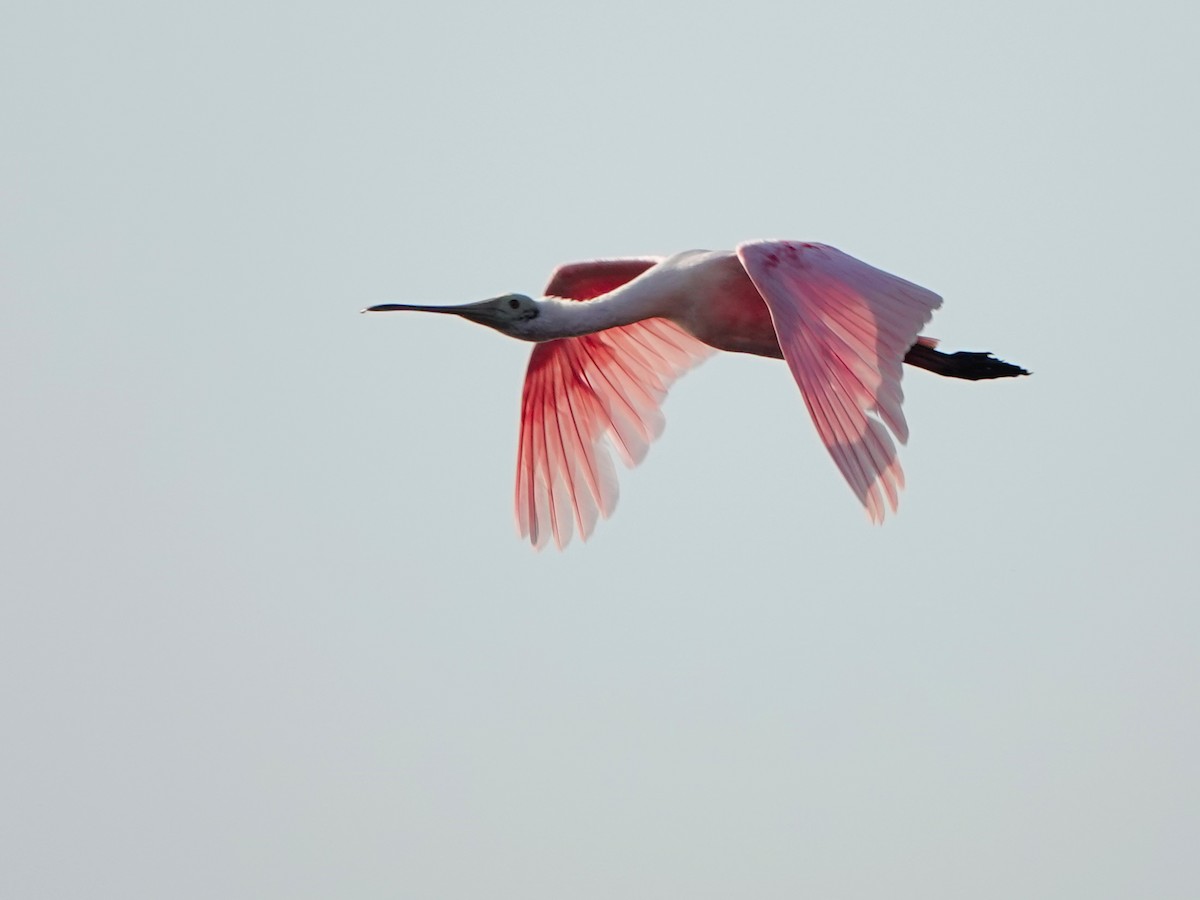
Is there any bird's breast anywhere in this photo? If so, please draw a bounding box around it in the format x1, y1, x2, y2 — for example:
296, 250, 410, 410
674, 254, 783, 359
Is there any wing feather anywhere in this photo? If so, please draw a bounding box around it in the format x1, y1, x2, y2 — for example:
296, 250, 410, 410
737, 241, 941, 522
516, 258, 713, 548
543, 258, 662, 301
516, 321, 713, 548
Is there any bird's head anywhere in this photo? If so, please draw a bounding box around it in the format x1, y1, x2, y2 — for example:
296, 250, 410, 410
362, 293, 542, 340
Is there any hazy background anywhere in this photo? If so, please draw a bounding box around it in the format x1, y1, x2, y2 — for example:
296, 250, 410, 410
4, 1, 1198, 897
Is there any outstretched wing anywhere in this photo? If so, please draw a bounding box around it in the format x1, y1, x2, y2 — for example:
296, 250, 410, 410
737, 240, 942, 522
516, 259, 713, 549
543, 257, 663, 300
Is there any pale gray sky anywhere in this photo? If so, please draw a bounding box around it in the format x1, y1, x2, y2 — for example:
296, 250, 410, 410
3, 1, 1198, 897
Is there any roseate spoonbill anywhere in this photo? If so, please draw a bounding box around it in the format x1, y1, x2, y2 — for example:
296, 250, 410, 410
366, 240, 1027, 548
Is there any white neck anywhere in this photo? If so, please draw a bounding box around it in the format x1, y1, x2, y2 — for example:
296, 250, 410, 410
527, 274, 680, 341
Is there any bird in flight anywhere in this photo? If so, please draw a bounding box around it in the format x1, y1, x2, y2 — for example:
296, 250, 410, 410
366, 240, 1027, 548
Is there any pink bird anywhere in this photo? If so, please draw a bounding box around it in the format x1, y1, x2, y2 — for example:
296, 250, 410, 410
366, 240, 1027, 548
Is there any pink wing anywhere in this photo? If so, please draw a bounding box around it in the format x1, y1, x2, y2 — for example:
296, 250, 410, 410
737, 241, 942, 522
542, 258, 663, 301
516, 260, 714, 549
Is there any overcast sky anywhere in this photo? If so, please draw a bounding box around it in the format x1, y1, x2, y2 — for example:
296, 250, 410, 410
3, 1, 1198, 897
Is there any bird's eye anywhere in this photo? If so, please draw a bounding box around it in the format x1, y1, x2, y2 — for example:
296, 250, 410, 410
508, 298, 521, 310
